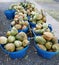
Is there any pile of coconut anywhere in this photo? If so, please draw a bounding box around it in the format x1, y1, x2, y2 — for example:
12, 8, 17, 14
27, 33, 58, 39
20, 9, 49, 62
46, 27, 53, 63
35, 32, 59, 52
0, 27, 29, 52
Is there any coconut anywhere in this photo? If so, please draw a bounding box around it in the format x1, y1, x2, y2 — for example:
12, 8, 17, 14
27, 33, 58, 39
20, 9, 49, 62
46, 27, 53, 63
22, 39, 29, 47
35, 36, 46, 44
52, 44, 59, 52
16, 47, 24, 51
45, 42, 52, 49
22, 25, 27, 29
6, 31, 11, 36
38, 14, 43, 20
11, 21, 15, 26
16, 32, 27, 41
42, 16, 46, 22
14, 24, 21, 29
8, 36, 15, 43
43, 32, 53, 41
24, 21, 29, 26
36, 23, 42, 29
27, 9, 31, 15
4, 43, 15, 52
14, 40, 22, 47
37, 44, 46, 51
11, 27, 18, 36
0, 36, 7, 44
43, 23, 48, 29
15, 14, 19, 18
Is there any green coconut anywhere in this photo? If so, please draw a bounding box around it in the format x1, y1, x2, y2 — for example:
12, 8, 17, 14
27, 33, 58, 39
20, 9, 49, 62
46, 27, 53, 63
11, 27, 18, 36
22, 39, 29, 47
16, 32, 27, 41
43, 23, 48, 29
8, 36, 15, 43
51, 36, 58, 44
45, 42, 52, 49
23, 16, 28, 21
0, 36, 7, 44
37, 44, 47, 51
14, 24, 21, 29
6, 31, 11, 36
14, 40, 22, 47
43, 32, 53, 41
4, 43, 15, 52
35, 36, 46, 44
52, 44, 59, 52
16, 47, 24, 51
11, 21, 15, 26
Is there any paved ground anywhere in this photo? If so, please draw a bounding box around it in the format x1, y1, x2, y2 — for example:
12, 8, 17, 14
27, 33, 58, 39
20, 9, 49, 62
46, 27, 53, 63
0, 2, 59, 65
35, 0, 59, 21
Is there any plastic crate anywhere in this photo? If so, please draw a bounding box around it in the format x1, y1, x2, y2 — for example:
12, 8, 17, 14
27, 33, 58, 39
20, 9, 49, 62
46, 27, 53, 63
4, 9, 16, 20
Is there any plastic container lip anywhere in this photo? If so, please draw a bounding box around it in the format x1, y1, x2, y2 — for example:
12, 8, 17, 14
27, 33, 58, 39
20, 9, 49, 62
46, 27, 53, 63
0, 44, 29, 54
18, 27, 29, 33
29, 22, 36, 27
4, 9, 16, 13
0, 38, 30, 54
18, 27, 28, 30
21, 26, 29, 30
11, 25, 29, 31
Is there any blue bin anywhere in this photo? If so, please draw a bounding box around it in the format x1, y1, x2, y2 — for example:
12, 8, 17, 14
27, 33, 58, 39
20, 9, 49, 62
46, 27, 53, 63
48, 24, 52, 32
27, 15, 36, 28
29, 22, 36, 28
32, 29, 42, 37
11, 25, 29, 33
18, 27, 29, 33
4, 9, 16, 20
0, 44, 29, 59
27, 15, 31, 21
34, 42, 58, 59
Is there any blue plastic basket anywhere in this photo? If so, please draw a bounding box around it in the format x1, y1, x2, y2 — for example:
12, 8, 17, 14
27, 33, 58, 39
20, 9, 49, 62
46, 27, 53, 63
18, 27, 29, 33
27, 15, 31, 21
4, 9, 16, 20
0, 44, 29, 59
48, 24, 52, 32
27, 15, 36, 28
34, 41, 58, 59
29, 22, 36, 28
11, 25, 29, 33
32, 29, 42, 37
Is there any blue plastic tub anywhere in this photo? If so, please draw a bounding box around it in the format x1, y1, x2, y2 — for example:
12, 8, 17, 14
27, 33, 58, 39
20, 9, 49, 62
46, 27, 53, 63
18, 27, 29, 33
4, 9, 16, 20
34, 42, 58, 59
48, 24, 52, 32
0, 44, 29, 59
32, 29, 42, 37
29, 22, 36, 28
11, 25, 29, 33
27, 15, 31, 21
27, 15, 36, 28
